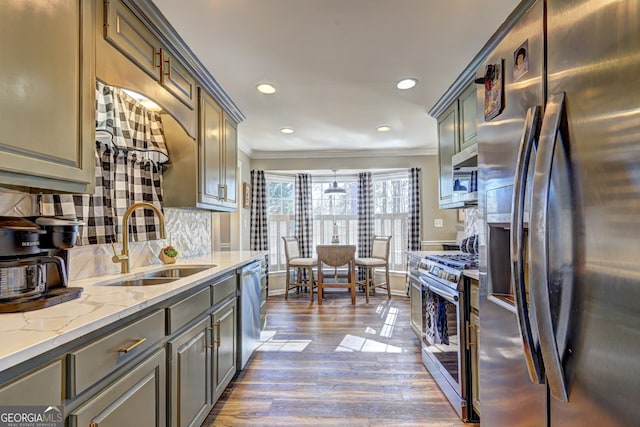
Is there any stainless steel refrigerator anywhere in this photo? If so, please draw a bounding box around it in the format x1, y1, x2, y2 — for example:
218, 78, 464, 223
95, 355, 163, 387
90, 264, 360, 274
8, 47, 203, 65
477, 0, 640, 425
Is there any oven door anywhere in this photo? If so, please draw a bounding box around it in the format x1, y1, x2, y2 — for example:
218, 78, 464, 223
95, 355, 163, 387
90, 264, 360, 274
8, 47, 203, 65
421, 276, 467, 418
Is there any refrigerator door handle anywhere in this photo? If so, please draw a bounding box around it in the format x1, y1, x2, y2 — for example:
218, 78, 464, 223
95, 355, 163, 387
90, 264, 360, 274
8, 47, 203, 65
511, 105, 544, 385
530, 92, 569, 402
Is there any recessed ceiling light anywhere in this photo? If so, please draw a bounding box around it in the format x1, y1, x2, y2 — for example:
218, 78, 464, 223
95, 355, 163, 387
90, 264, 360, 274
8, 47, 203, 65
396, 78, 418, 90
257, 83, 276, 94
377, 125, 391, 132
280, 127, 294, 134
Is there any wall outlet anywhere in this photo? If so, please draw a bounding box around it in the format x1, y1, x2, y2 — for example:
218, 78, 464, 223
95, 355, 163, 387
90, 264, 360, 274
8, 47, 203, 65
434, 218, 443, 228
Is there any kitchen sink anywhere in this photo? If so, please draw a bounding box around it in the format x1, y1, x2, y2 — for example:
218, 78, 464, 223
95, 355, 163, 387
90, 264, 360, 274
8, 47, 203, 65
110, 277, 179, 286
143, 265, 215, 278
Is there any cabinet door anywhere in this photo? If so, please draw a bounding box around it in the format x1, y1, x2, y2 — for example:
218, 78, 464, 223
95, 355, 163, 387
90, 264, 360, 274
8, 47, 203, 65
199, 89, 224, 207
104, 0, 161, 81
459, 84, 478, 150
167, 317, 211, 427
160, 50, 196, 110
212, 298, 237, 402
222, 113, 238, 208
409, 278, 422, 339
438, 102, 459, 207
68, 349, 166, 427
0, 0, 94, 193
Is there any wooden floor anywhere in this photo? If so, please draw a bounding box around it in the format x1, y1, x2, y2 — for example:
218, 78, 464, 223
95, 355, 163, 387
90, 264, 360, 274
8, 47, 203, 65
202, 291, 467, 427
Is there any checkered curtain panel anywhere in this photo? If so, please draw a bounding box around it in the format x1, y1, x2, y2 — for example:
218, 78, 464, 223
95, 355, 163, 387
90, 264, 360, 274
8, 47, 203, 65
40, 82, 168, 245
408, 167, 422, 251
250, 170, 268, 251
295, 173, 313, 258
357, 172, 374, 280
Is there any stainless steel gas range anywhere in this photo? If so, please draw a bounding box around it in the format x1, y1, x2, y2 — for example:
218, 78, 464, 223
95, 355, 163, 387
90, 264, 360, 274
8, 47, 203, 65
418, 251, 478, 422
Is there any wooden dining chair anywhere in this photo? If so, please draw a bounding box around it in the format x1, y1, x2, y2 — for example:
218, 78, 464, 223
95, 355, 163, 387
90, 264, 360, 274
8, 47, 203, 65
355, 236, 392, 303
282, 236, 317, 302
316, 245, 357, 305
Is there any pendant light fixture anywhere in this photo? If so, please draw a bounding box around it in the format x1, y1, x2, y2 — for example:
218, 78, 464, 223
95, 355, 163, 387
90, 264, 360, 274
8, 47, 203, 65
325, 169, 346, 194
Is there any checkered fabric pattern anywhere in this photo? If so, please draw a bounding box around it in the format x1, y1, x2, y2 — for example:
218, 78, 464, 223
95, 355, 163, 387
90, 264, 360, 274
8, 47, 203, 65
357, 172, 374, 281
40, 82, 168, 245
250, 170, 268, 251
408, 167, 422, 251
295, 173, 313, 258
96, 81, 169, 164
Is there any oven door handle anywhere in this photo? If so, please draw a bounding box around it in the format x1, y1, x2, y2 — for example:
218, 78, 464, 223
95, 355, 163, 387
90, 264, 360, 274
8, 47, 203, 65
425, 282, 458, 304
511, 105, 545, 385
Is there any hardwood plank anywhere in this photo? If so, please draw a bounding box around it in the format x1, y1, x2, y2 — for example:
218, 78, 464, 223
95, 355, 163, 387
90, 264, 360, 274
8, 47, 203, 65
201, 296, 467, 426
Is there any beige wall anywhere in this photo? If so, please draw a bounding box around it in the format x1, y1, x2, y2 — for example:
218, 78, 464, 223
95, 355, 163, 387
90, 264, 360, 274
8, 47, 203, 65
250, 154, 458, 245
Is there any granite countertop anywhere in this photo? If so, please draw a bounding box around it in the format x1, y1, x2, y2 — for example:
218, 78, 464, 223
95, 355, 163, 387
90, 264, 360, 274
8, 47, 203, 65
0, 251, 265, 372
463, 269, 479, 280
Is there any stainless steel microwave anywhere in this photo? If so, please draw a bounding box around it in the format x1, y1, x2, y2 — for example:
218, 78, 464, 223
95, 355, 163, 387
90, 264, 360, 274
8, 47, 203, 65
451, 144, 478, 205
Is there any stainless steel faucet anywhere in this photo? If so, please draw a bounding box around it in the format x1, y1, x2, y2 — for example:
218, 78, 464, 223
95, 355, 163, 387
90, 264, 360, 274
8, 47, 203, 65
112, 202, 166, 273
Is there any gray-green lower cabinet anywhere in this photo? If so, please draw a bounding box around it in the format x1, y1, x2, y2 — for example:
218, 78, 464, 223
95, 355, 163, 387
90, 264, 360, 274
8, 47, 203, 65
167, 316, 212, 427
68, 349, 166, 427
0, 360, 63, 406
212, 298, 237, 402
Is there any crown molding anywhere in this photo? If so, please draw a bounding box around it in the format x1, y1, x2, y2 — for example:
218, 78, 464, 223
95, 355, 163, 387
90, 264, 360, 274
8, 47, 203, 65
249, 147, 437, 160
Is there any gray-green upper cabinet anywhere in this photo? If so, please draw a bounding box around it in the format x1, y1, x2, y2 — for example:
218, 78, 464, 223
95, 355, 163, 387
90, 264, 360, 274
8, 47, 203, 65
104, 0, 161, 82
99, 0, 197, 137
160, 50, 197, 111
437, 102, 459, 208
0, 0, 95, 193
459, 84, 478, 150
222, 113, 239, 208
198, 89, 238, 211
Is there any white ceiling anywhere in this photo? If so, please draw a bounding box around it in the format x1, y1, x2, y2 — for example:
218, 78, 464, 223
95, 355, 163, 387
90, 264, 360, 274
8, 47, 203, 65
152, 0, 521, 158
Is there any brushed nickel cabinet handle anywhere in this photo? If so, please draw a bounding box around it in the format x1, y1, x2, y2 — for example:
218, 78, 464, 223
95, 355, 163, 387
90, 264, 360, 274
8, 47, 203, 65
118, 337, 146, 354
205, 326, 215, 348
213, 320, 221, 347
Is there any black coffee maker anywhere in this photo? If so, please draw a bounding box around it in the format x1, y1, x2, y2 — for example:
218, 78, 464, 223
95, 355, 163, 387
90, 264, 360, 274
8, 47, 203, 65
0, 216, 82, 312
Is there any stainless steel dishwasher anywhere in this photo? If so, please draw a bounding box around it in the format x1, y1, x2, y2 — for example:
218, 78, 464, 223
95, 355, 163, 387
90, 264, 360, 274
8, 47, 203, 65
238, 261, 261, 369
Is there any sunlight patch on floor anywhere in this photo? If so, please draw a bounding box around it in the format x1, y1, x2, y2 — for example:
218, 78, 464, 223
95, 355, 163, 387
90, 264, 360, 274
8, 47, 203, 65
257, 330, 312, 352
335, 334, 402, 353
257, 339, 312, 352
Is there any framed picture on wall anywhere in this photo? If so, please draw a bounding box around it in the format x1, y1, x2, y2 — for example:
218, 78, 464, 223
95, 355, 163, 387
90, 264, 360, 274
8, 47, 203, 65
243, 182, 252, 209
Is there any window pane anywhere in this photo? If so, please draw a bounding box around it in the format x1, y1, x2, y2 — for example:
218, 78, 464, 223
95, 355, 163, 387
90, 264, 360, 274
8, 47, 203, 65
269, 182, 282, 198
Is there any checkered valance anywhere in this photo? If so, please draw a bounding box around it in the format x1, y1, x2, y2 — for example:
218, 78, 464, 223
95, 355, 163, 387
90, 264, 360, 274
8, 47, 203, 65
40, 82, 169, 245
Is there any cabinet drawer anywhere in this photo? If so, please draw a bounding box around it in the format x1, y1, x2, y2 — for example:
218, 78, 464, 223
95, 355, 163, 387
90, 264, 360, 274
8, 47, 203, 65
0, 360, 63, 405
67, 310, 165, 397
212, 274, 237, 306
68, 349, 165, 427
470, 280, 479, 311
166, 286, 212, 334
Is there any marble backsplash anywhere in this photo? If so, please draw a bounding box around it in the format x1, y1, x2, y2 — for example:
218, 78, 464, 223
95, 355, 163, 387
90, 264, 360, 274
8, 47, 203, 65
0, 189, 212, 281
463, 207, 479, 237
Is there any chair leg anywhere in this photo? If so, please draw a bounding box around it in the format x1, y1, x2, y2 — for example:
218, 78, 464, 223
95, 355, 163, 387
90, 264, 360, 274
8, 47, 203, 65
365, 267, 370, 304
285, 266, 290, 300
385, 266, 391, 299
307, 266, 314, 303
